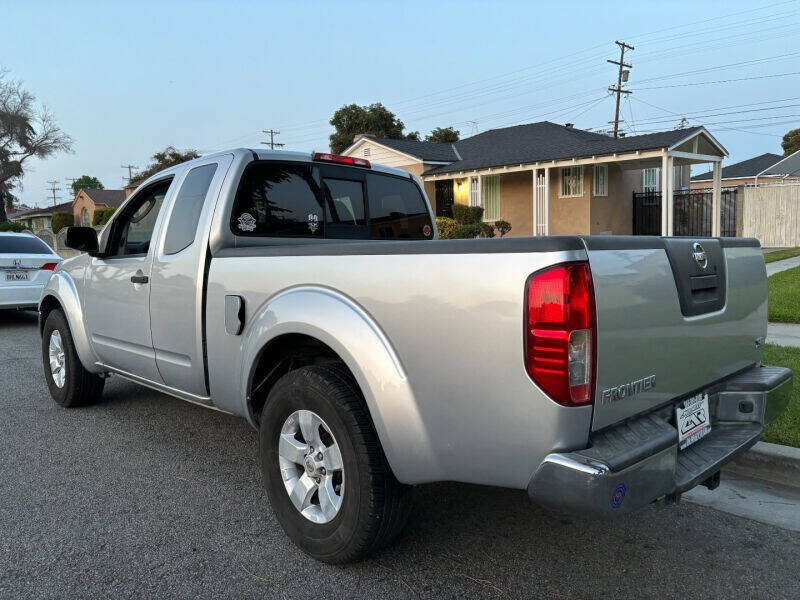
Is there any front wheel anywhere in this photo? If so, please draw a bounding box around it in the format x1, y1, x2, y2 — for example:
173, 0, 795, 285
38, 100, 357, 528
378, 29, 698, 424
260, 365, 412, 563
42, 309, 104, 408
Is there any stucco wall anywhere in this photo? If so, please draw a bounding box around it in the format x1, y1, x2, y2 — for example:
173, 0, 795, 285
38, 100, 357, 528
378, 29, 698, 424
590, 164, 631, 235
548, 167, 591, 235
498, 171, 533, 236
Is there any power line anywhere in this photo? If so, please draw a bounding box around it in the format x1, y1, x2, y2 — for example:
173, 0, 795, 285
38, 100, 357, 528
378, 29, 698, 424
636, 70, 800, 90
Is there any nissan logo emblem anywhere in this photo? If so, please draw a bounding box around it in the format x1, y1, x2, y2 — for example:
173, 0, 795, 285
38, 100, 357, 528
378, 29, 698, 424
692, 242, 708, 269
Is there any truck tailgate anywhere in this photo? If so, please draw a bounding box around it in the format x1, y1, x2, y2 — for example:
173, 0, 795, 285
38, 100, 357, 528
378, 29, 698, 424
585, 237, 767, 431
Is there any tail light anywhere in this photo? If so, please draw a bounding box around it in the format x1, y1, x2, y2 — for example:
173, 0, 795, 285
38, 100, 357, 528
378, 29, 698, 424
41, 263, 58, 271
525, 262, 596, 406
312, 152, 371, 168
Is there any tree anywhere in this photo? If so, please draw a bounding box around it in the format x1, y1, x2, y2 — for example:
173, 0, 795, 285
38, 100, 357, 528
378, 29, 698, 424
131, 146, 201, 185
329, 103, 419, 154
92, 207, 116, 226
425, 126, 460, 143
70, 175, 103, 197
782, 128, 800, 156
0, 70, 72, 222
51, 211, 74, 234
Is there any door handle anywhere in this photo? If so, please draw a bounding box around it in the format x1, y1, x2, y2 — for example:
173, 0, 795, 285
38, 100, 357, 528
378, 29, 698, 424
130, 274, 149, 284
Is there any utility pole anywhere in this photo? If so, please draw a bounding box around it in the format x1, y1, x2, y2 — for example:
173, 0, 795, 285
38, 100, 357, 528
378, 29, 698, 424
65, 177, 78, 198
261, 129, 285, 150
121, 164, 139, 185
607, 40, 634, 139
46, 181, 61, 206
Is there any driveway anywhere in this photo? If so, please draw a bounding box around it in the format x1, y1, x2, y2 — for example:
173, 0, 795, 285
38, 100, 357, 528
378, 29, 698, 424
2, 311, 799, 599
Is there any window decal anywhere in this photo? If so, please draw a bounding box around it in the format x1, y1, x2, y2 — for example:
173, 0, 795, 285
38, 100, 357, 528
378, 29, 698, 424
237, 213, 257, 232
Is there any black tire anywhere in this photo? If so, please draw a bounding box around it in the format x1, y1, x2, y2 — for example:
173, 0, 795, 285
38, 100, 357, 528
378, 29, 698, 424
42, 309, 104, 408
260, 364, 412, 563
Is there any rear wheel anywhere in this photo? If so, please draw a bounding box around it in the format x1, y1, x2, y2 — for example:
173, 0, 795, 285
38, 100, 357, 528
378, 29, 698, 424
260, 364, 412, 563
42, 309, 104, 408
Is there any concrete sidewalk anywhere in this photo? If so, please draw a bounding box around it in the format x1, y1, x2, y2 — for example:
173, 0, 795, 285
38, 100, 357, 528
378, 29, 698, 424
766, 255, 800, 276
767, 322, 800, 347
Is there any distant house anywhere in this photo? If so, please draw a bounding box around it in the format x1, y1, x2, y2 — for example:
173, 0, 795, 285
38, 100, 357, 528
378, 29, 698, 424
72, 188, 126, 226
344, 122, 726, 237
9, 201, 75, 230
4, 202, 32, 216
690, 152, 797, 189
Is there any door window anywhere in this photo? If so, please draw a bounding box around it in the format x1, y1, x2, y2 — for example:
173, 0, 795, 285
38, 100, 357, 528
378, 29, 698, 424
107, 179, 172, 257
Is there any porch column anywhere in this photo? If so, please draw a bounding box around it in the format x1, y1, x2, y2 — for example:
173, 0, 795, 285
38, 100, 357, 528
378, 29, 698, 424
544, 167, 550, 235
661, 153, 674, 236
477, 174, 483, 210
532, 169, 538, 235
711, 161, 722, 237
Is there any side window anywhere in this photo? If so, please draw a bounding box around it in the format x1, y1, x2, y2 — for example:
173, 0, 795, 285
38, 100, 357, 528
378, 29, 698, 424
163, 164, 218, 255
367, 174, 432, 239
108, 179, 172, 257
323, 178, 366, 238
231, 163, 323, 237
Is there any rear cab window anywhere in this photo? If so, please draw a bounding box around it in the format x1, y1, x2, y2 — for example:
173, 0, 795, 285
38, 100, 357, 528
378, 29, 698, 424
0, 236, 53, 254
230, 161, 433, 241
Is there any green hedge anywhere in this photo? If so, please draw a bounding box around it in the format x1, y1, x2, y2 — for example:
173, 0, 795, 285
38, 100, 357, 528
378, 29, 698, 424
0, 221, 25, 232
93, 207, 116, 226
51, 212, 74, 234
451, 203, 484, 225
435, 217, 457, 239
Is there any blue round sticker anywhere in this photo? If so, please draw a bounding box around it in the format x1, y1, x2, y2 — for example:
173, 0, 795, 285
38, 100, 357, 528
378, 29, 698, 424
611, 483, 626, 509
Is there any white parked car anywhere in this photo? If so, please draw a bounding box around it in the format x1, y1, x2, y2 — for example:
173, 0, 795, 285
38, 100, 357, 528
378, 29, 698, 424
0, 232, 62, 310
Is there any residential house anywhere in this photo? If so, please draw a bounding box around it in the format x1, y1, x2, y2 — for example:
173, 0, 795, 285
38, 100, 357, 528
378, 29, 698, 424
72, 188, 126, 226
9, 201, 75, 230
344, 121, 727, 237
690, 152, 797, 190
4, 202, 32, 216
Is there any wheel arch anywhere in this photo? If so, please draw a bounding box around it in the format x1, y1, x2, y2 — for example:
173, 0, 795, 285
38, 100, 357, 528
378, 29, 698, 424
240, 286, 437, 484
39, 272, 101, 373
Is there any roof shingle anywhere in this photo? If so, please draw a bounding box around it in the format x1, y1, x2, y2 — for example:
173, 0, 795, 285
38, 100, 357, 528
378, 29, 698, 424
691, 152, 784, 181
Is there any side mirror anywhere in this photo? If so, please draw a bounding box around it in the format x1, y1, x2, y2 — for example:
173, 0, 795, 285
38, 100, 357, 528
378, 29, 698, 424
65, 226, 99, 255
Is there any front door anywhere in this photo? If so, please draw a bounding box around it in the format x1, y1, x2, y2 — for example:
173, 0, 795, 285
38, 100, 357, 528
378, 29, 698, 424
84, 177, 174, 381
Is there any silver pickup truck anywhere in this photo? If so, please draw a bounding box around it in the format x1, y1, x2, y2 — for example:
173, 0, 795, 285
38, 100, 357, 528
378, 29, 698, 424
40, 148, 791, 563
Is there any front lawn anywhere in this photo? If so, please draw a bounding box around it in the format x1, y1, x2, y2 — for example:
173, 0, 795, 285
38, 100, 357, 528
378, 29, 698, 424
764, 247, 800, 263
768, 265, 800, 324
762, 344, 800, 448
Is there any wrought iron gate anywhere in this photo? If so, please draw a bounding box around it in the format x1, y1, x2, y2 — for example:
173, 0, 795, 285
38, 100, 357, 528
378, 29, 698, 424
633, 189, 737, 237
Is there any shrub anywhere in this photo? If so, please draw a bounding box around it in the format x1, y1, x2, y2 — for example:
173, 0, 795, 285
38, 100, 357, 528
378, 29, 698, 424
450, 222, 496, 239
51, 211, 74, 234
93, 207, 116, 226
451, 203, 484, 225
494, 220, 512, 237
435, 217, 457, 239
0, 221, 25, 233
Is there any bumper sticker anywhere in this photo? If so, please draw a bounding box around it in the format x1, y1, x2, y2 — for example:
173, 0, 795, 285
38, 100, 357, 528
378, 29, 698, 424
611, 483, 626, 509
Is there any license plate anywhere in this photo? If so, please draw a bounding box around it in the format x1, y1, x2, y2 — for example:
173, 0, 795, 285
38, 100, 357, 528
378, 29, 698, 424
676, 393, 711, 450
4, 271, 29, 281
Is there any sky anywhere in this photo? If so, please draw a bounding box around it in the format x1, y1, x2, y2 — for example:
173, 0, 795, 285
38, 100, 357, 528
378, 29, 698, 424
4, 0, 799, 208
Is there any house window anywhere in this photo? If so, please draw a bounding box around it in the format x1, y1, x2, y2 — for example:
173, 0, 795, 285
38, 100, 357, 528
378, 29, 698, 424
560, 166, 583, 197
642, 168, 660, 192
593, 165, 608, 197
81, 208, 90, 226
482, 175, 500, 220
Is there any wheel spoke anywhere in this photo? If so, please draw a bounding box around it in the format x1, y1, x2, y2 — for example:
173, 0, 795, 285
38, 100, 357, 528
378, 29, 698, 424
278, 433, 307, 465
298, 410, 320, 446
322, 444, 343, 472
289, 473, 318, 512
317, 478, 341, 520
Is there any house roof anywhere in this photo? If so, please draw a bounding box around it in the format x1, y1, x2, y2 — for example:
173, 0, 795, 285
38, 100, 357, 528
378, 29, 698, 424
423, 122, 708, 176
11, 200, 74, 218
359, 136, 460, 162
81, 188, 126, 207
691, 152, 784, 181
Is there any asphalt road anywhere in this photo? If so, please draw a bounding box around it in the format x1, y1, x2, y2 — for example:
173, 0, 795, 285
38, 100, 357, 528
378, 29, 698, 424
2, 310, 799, 600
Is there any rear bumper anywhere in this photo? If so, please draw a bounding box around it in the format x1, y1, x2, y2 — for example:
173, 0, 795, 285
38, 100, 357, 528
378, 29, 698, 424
527, 365, 792, 517
0, 284, 45, 309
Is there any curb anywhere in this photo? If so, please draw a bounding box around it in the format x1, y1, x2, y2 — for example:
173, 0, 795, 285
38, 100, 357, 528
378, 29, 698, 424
724, 441, 800, 489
